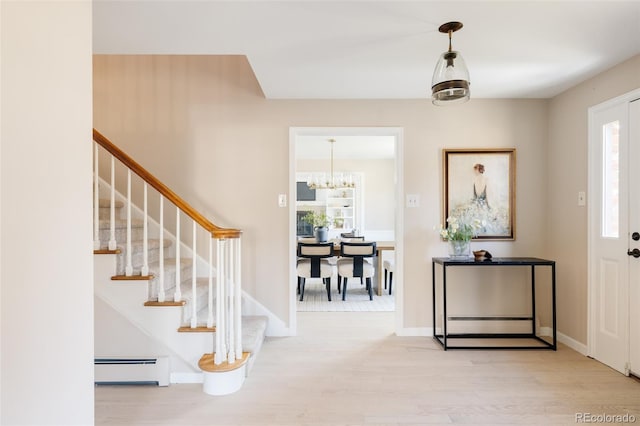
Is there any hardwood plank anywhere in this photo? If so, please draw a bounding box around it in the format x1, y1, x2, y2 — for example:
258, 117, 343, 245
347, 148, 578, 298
93, 249, 121, 254
177, 326, 215, 333
143, 300, 185, 307
111, 275, 153, 281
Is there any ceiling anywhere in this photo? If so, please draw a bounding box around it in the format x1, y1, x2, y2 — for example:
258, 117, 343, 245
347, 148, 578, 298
296, 135, 396, 160
93, 1, 640, 100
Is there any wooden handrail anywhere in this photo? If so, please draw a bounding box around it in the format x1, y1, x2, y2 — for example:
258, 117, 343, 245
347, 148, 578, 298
93, 129, 241, 239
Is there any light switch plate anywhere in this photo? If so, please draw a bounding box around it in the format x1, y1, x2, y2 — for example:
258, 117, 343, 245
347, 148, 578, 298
578, 191, 586, 206
278, 194, 287, 207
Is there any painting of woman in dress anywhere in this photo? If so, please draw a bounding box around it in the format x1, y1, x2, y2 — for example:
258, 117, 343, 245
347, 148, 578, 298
443, 149, 515, 240
472, 163, 489, 208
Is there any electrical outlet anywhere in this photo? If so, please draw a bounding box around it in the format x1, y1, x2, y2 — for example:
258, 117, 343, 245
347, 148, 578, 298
406, 194, 420, 208
278, 194, 287, 207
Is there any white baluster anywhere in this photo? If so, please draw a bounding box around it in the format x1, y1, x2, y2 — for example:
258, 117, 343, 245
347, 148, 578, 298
125, 169, 133, 276
141, 183, 149, 276
93, 143, 100, 250
158, 196, 165, 303
190, 220, 197, 328
174, 207, 181, 302
215, 239, 227, 365
108, 156, 116, 250
234, 237, 242, 360
207, 236, 214, 328
227, 239, 236, 363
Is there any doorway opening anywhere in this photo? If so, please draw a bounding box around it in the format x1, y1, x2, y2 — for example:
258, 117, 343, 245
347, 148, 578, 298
288, 127, 404, 335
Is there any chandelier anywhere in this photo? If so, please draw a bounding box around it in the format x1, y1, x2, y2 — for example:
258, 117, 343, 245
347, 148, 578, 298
307, 139, 355, 189
431, 21, 470, 105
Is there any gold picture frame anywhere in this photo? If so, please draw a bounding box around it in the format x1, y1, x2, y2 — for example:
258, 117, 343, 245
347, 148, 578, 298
443, 148, 516, 240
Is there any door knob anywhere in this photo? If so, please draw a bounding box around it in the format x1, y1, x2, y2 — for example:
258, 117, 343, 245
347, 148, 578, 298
628, 248, 640, 258
633, 232, 640, 241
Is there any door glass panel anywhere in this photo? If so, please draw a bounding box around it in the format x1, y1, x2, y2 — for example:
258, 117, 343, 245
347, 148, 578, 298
602, 120, 620, 238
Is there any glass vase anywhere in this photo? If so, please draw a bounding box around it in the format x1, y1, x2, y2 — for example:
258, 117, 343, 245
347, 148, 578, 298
449, 240, 470, 258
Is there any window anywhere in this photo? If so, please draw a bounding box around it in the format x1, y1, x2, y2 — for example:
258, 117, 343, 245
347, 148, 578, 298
602, 120, 620, 238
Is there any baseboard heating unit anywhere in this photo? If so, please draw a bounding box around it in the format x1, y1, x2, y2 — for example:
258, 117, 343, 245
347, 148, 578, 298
94, 357, 169, 386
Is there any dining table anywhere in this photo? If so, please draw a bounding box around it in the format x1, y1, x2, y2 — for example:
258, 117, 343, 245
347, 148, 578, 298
330, 240, 395, 296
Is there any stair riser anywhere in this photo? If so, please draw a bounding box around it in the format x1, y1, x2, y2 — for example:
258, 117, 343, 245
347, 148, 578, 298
98, 227, 144, 247
182, 284, 217, 324
148, 262, 193, 300
98, 206, 123, 220
114, 245, 169, 276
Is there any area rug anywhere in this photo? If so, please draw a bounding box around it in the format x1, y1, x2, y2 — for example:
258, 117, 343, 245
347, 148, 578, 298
296, 279, 395, 312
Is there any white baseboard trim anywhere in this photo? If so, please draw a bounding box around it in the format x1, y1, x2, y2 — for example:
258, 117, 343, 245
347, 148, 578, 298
557, 331, 588, 355
170, 372, 203, 384
539, 326, 588, 354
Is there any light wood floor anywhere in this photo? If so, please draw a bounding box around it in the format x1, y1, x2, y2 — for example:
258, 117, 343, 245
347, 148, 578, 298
95, 312, 640, 425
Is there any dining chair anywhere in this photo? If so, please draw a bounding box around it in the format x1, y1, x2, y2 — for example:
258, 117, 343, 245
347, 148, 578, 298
296, 242, 335, 301
296, 236, 321, 295
341, 236, 365, 242
339, 232, 356, 238
336, 236, 369, 293
337, 241, 377, 301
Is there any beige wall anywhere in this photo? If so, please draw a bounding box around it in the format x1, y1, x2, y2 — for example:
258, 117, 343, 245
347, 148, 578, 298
548, 55, 640, 345
94, 55, 552, 332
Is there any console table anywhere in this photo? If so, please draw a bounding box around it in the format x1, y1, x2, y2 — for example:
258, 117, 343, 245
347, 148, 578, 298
431, 257, 556, 350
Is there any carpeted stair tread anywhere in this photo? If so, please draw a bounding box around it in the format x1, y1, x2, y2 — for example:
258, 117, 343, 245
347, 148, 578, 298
112, 239, 174, 275
114, 238, 172, 253
186, 305, 216, 329
235, 316, 268, 354
98, 218, 144, 230
180, 277, 215, 324
97, 219, 146, 247
98, 199, 124, 208
148, 257, 193, 274
146, 258, 193, 299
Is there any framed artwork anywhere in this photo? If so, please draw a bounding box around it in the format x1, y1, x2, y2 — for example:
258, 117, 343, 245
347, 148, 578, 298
443, 148, 516, 240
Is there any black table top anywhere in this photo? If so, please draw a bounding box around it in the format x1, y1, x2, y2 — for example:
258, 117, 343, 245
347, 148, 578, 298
432, 257, 555, 266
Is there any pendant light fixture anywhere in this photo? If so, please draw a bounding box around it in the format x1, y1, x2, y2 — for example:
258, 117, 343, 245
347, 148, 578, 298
431, 21, 470, 105
307, 138, 355, 190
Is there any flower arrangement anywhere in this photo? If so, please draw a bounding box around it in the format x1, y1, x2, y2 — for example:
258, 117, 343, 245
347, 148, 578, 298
438, 216, 482, 242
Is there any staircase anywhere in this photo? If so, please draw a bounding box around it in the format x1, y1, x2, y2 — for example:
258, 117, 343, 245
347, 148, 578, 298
93, 129, 267, 395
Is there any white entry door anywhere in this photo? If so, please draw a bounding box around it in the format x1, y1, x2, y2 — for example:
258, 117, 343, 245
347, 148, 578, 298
589, 93, 640, 376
